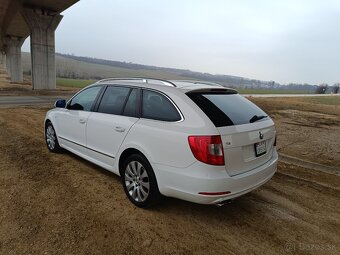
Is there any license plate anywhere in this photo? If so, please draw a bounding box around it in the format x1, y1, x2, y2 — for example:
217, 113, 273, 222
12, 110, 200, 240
254, 141, 266, 157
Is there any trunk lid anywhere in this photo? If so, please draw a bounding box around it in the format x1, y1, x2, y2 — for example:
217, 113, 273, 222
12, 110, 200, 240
218, 120, 276, 176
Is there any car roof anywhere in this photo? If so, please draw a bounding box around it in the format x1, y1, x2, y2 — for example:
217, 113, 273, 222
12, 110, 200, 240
90, 78, 238, 94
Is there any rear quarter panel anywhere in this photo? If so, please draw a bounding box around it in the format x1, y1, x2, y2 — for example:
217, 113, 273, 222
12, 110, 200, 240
114, 89, 219, 170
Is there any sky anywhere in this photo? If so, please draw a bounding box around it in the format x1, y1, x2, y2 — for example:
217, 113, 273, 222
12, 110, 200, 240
22, 0, 340, 85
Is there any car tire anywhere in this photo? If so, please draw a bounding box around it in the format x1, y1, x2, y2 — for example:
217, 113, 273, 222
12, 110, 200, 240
45, 121, 62, 153
121, 154, 162, 208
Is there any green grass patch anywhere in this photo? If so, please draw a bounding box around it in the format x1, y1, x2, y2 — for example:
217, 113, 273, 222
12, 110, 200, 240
304, 96, 340, 105
57, 78, 96, 88
237, 88, 312, 94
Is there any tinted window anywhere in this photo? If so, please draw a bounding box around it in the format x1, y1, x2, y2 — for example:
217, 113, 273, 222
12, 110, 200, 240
142, 90, 181, 121
98, 86, 130, 115
187, 93, 268, 127
68, 86, 101, 111
123, 89, 138, 117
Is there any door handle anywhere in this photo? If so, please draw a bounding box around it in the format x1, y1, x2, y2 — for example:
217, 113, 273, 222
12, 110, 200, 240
114, 126, 125, 132
79, 119, 86, 124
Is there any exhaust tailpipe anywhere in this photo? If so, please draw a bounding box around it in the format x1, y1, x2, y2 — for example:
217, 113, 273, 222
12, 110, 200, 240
215, 199, 233, 207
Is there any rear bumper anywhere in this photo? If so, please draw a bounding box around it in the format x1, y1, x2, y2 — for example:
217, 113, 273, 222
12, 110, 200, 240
154, 150, 278, 205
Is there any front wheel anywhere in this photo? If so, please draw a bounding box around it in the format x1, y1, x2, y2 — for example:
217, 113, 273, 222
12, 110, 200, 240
121, 154, 161, 208
45, 122, 61, 153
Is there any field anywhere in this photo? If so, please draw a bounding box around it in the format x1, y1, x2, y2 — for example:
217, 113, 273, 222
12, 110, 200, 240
0, 97, 339, 254
22, 53, 188, 83
303, 96, 340, 105
56, 77, 315, 95
57, 78, 96, 88
238, 88, 312, 94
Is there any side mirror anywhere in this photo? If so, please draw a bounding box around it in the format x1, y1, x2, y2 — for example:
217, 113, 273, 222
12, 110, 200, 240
55, 99, 66, 108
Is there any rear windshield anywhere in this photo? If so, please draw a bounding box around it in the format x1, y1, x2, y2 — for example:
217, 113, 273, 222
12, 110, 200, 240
187, 92, 268, 127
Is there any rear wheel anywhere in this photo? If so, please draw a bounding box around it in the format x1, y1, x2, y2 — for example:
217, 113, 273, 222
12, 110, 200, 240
45, 122, 61, 153
121, 154, 161, 208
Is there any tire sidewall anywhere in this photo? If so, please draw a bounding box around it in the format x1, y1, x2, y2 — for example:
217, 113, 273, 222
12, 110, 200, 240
45, 122, 60, 152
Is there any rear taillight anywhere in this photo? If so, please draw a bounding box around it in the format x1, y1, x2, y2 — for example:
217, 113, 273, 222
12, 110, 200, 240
274, 136, 277, 146
188, 135, 225, 165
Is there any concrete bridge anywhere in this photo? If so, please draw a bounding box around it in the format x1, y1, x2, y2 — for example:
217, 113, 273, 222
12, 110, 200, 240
0, 0, 79, 89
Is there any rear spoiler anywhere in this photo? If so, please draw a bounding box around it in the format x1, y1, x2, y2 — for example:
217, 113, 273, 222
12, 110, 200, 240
186, 88, 238, 95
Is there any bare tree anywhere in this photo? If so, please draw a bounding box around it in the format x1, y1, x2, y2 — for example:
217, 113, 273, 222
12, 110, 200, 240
315, 83, 328, 94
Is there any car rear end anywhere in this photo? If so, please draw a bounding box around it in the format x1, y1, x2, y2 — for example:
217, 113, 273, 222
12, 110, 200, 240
160, 85, 278, 205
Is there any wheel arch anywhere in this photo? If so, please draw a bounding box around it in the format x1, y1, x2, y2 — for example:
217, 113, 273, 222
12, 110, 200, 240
45, 118, 52, 127
44, 110, 58, 134
118, 147, 162, 207
118, 148, 148, 176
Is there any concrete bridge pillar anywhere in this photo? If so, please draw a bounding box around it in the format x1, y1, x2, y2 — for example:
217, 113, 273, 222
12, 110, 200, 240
4, 36, 24, 82
0, 51, 6, 66
22, 8, 63, 90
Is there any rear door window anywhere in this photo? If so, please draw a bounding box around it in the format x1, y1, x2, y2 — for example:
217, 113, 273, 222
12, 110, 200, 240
187, 92, 268, 127
98, 86, 130, 115
142, 90, 181, 121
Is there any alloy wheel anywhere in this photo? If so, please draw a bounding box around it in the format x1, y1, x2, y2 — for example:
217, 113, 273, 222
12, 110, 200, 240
124, 161, 150, 202
46, 125, 56, 150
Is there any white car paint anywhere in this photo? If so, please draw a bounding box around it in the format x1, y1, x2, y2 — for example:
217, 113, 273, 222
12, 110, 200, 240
45, 79, 278, 205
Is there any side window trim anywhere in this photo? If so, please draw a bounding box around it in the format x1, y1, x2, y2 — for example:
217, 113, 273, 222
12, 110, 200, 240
121, 88, 141, 118
137, 88, 142, 117
92, 85, 108, 112
141, 89, 184, 122
120, 88, 133, 115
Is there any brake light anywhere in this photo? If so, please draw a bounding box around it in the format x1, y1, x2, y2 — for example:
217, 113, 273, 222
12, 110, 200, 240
188, 135, 225, 165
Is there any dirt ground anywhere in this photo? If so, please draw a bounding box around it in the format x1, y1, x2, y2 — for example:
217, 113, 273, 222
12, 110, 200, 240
0, 77, 76, 97
0, 98, 339, 255
250, 97, 340, 168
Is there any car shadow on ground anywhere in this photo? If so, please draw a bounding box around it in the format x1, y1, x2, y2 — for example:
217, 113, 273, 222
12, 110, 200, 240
62, 148, 262, 219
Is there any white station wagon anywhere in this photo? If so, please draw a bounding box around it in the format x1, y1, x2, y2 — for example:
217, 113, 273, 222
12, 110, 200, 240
45, 78, 278, 207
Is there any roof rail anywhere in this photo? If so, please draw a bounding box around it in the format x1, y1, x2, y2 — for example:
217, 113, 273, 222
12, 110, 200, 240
96, 77, 177, 87
173, 80, 224, 87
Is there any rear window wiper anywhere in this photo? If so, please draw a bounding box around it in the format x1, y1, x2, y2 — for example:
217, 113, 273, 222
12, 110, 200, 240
249, 115, 268, 123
